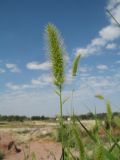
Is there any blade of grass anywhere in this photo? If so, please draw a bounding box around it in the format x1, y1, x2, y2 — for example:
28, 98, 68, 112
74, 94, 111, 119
77, 117, 97, 143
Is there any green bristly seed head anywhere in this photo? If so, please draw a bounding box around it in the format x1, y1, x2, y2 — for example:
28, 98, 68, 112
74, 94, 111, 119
106, 101, 112, 123
72, 53, 81, 76
95, 144, 104, 160
45, 23, 65, 88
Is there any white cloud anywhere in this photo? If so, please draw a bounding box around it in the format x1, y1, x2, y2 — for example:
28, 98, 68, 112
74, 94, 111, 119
6, 74, 52, 90
6, 83, 31, 90
99, 25, 120, 41
78, 73, 120, 95
107, 0, 120, 24
76, 0, 120, 57
27, 61, 51, 70
3, 67, 120, 115
31, 74, 52, 86
106, 43, 117, 49
97, 64, 108, 71
0, 68, 5, 74
107, 0, 120, 10
0, 90, 59, 116
6, 63, 21, 73
6, 73, 53, 91
91, 38, 106, 47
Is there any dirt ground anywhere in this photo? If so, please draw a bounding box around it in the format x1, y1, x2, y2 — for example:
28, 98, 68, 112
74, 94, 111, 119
0, 132, 62, 160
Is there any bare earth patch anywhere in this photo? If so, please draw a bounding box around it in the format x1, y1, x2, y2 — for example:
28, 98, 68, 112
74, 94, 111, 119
0, 131, 61, 160
5, 140, 61, 160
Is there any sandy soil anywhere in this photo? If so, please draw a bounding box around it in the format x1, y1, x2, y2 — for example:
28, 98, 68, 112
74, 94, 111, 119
0, 132, 62, 160
5, 140, 61, 160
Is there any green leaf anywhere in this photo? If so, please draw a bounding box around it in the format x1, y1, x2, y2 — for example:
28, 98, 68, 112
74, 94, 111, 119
77, 118, 97, 143
31, 152, 37, 160
113, 116, 120, 127
54, 90, 60, 96
104, 148, 117, 160
72, 123, 85, 160
62, 96, 70, 104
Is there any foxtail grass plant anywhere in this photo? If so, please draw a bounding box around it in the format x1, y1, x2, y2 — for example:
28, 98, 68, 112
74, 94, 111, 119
45, 23, 65, 159
45, 23, 81, 159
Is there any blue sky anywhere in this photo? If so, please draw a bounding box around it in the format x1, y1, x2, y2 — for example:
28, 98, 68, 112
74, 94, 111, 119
0, 0, 120, 116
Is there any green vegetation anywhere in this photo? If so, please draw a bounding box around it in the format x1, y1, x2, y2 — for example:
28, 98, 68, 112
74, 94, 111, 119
0, 115, 28, 122
0, 113, 119, 122
45, 23, 120, 160
0, 150, 4, 160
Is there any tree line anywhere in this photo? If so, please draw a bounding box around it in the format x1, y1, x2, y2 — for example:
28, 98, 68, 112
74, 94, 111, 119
0, 112, 119, 122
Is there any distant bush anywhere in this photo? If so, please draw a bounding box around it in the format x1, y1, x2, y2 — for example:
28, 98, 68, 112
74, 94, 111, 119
31, 116, 49, 121
0, 115, 28, 122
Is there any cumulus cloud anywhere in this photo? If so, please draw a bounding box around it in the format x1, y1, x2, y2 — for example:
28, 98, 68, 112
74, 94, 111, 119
6, 73, 53, 91
99, 25, 120, 41
6, 83, 31, 90
4, 65, 120, 115
6, 63, 21, 73
31, 74, 52, 86
107, 0, 120, 24
78, 72, 120, 95
76, 0, 120, 57
97, 64, 108, 71
26, 61, 51, 70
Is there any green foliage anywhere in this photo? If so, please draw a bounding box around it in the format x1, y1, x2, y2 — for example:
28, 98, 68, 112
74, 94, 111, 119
31, 116, 48, 120
45, 23, 65, 87
72, 123, 85, 160
113, 116, 120, 127
55, 123, 76, 148
106, 101, 112, 124
0, 115, 28, 122
0, 151, 4, 160
94, 144, 104, 160
31, 152, 37, 160
72, 53, 81, 76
